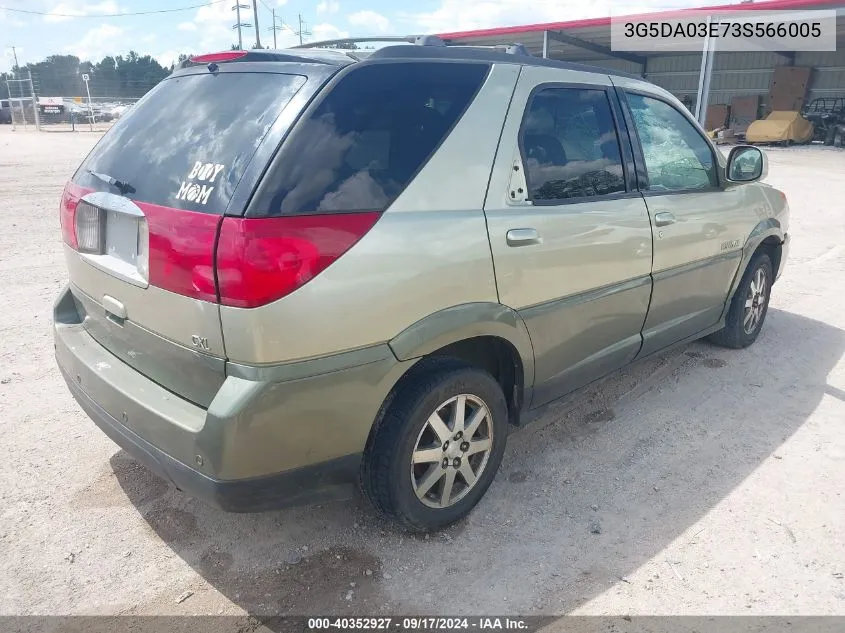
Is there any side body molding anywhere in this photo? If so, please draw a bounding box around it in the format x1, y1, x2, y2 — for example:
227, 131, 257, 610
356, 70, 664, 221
388, 302, 536, 396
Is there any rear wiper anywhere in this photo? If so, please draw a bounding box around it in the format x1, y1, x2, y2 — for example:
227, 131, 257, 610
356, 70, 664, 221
87, 170, 136, 195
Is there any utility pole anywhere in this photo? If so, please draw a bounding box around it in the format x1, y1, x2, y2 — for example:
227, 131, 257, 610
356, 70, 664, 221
81, 72, 94, 132
251, 0, 262, 48
232, 3, 251, 50
295, 14, 311, 46
234, 2, 242, 49
11, 46, 20, 77
269, 9, 282, 49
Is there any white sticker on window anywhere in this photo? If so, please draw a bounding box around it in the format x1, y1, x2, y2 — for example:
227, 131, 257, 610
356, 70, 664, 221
174, 161, 225, 205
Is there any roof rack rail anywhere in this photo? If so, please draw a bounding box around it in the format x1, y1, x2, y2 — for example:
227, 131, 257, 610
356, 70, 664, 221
291, 36, 415, 49
293, 35, 532, 57
414, 35, 447, 47
471, 43, 532, 56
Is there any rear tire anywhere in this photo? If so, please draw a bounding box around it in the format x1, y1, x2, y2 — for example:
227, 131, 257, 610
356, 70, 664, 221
709, 252, 773, 349
361, 358, 508, 533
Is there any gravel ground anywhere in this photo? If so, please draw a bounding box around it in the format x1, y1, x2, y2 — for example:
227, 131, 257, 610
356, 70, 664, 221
1, 128, 844, 619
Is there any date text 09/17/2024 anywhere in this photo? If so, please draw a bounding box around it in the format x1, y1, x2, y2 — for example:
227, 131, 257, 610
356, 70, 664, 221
307, 618, 530, 630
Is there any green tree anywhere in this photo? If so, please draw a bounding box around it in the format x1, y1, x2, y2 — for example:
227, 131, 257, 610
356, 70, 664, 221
7, 51, 170, 100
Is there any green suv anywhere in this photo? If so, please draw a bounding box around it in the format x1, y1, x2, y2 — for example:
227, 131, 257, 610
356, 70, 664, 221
53, 42, 790, 531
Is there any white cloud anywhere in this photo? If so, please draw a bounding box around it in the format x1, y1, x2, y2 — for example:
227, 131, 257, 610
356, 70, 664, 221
407, 0, 703, 35
155, 49, 184, 69
185, 0, 304, 50
191, 0, 248, 49
309, 23, 350, 43
66, 23, 125, 61
44, 1, 122, 23
317, 0, 340, 15
348, 10, 390, 33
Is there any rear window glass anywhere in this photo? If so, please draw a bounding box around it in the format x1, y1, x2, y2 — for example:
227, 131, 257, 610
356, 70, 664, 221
251, 62, 490, 216
521, 87, 626, 202
74, 72, 307, 213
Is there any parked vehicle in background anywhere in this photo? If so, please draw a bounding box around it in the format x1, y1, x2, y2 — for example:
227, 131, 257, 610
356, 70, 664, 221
110, 104, 130, 119
802, 97, 845, 145
0, 100, 11, 124
92, 108, 114, 123
53, 44, 790, 532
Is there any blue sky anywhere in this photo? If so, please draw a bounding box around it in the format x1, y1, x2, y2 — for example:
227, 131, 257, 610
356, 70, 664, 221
2, 0, 711, 69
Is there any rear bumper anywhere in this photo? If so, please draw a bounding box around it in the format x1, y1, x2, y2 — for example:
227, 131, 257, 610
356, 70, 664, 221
54, 284, 412, 512
59, 362, 360, 512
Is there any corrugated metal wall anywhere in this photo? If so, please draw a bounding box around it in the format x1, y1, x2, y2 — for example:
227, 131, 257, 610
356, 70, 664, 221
644, 49, 845, 108
582, 58, 644, 74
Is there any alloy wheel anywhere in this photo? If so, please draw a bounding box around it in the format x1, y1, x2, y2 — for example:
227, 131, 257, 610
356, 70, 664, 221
743, 266, 768, 335
410, 394, 494, 509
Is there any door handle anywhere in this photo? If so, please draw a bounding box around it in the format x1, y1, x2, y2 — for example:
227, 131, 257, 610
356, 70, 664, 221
654, 212, 676, 227
506, 228, 541, 247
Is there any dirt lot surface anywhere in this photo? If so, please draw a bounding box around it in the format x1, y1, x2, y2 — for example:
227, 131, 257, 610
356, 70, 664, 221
1, 128, 844, 620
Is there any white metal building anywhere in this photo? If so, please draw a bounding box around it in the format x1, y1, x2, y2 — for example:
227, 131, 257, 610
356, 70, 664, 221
436, 0, 845, 118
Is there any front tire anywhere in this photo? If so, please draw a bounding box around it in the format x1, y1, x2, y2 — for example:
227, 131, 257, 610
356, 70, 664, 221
709, 252, 773, 349
361, 359, 508, 532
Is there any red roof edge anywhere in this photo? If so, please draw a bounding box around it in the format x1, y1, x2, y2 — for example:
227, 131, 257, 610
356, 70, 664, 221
437, 0, 843, 41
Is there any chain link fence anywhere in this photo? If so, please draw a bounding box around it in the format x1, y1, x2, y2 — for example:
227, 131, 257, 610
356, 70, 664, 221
41, 96, 139, 132
2, 77, 38, 130
3, 75, 140, 132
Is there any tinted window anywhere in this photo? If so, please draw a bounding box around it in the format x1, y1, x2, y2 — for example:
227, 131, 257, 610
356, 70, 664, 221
520, 87, 626, 202
252, 62, 489, 216
627, 94, 717, 191
74, 72, 307, 213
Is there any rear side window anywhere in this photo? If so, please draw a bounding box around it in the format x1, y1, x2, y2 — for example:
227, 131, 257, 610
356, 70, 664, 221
520, 87, 626, 202
251, 62, 490, 216
74, 72, 307, 213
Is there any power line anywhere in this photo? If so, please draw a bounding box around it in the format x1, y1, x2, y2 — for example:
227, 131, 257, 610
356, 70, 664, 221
256, 0, 303, 48
0, 0, 227, 18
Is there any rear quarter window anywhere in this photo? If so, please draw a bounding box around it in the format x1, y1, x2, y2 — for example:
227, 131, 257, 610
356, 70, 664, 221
250, 61, 490, 216
74, 72, 307, 214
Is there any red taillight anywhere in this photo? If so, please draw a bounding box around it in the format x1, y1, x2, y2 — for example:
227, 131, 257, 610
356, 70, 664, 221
216, 213, 381, 308
139, 202, 221, 303
60, 181, 378, 307
190, 51, 248, 64
59, 181, 94, 249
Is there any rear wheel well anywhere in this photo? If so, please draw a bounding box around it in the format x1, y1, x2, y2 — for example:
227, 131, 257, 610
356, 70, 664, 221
429, 336, 524, 426
361, 336, 525, 477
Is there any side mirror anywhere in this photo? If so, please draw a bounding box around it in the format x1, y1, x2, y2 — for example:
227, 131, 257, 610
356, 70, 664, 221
726, 145, 767, 183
